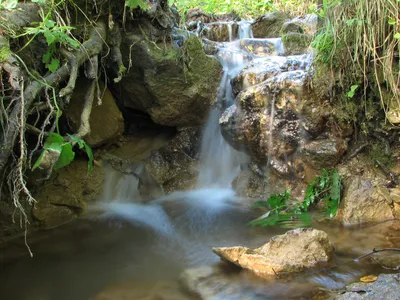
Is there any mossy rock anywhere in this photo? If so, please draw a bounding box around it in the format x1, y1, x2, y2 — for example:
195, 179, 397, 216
252, 11, 290, 38
282, 33, 312, 55
116, 32, 221, 127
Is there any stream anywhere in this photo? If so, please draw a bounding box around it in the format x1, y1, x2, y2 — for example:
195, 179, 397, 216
1, 19, 399, 300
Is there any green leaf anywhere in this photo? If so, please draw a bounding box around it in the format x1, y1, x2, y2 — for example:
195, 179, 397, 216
32, 151, 45, 170
31, 0, 47, 4
44, 30, 56, 45
0, 0, 18, 10
394, 33, 400, 39
388, 18, 397, 25
54, 143, 75, 169
346, 84, 359, 98
44, 19, 56, 29
67, 134, 85, 149
126, 0, 149, 10
42, 50, 53, 64
84, 143, 94, 173
43, 132, 64, 148
47, 58, 59, 72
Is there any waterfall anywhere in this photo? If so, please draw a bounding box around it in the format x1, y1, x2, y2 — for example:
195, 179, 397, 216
197, 23, 253, 188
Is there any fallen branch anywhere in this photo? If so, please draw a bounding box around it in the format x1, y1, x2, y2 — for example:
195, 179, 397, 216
354, 248, 400, 261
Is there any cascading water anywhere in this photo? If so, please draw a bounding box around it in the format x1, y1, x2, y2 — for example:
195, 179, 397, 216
197, 23, 254, 188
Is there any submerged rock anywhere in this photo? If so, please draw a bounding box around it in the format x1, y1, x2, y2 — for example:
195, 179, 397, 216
116, 33, 221, 127
213, 228, 334, 276
144, 127, 202, 192
333, 274, 400, 300
252, 11, 290, 38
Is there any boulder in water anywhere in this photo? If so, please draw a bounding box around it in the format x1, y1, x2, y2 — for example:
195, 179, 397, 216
213, 228, 334, 276
144, 127, 201, 193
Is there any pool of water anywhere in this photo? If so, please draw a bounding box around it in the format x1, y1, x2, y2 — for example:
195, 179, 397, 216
1, 188, 399, 300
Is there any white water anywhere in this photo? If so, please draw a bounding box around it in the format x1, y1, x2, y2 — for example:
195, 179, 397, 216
197, 22, 254, 188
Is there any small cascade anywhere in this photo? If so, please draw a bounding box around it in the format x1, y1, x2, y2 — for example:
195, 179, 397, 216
197, 22, 255, 188
238, 21, 253, 39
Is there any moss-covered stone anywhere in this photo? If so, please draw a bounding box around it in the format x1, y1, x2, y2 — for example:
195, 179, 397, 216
252, 11, 290, 38
282, 33, 312, 55
116, 32, 221, 127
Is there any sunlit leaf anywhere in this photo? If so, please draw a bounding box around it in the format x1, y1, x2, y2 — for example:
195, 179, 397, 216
360, 275, 378, 283
54, 143, 75, 169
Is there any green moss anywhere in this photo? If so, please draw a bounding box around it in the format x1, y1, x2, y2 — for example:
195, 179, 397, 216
282, 33, 312, 55
0, 39, 12, 63
369, 142, 395, 170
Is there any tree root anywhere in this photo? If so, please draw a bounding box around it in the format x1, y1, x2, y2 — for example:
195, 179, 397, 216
0, 20, 107, 176
58, 48, 79, 103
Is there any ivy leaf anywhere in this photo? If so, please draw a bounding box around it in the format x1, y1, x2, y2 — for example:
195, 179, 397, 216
54, 143, 75, 169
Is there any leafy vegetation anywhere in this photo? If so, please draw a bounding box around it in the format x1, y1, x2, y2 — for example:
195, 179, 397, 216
170, 0, 316, 18
250, 169, 342, 228
33, 133, 94, 173
312, 0, 400, 124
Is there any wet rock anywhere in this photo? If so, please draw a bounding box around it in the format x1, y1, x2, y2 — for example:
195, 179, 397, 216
231, 57, 286, 94
300, 138, 348, 170
144, 127, 201, 193
335, 155, 400, 225
202, 22, 238, 42
239, 38, 283, 57
335, 176, 396, 225
181, 265, 253, 300
213, 228, 334, 276
252, 11, 290, 38
67, 79, 124, 148
282, 33, 312, 55
333, 274, 400, 300
220, 71, 309, 164
116, 33, 221, 127
32, 160, 104, 229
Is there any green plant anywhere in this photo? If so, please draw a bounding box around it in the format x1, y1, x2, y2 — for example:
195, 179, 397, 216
33, 133, 94, 173
250, 169, 342, 228
18, 9, 79, 72
125, 0, 149, 10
